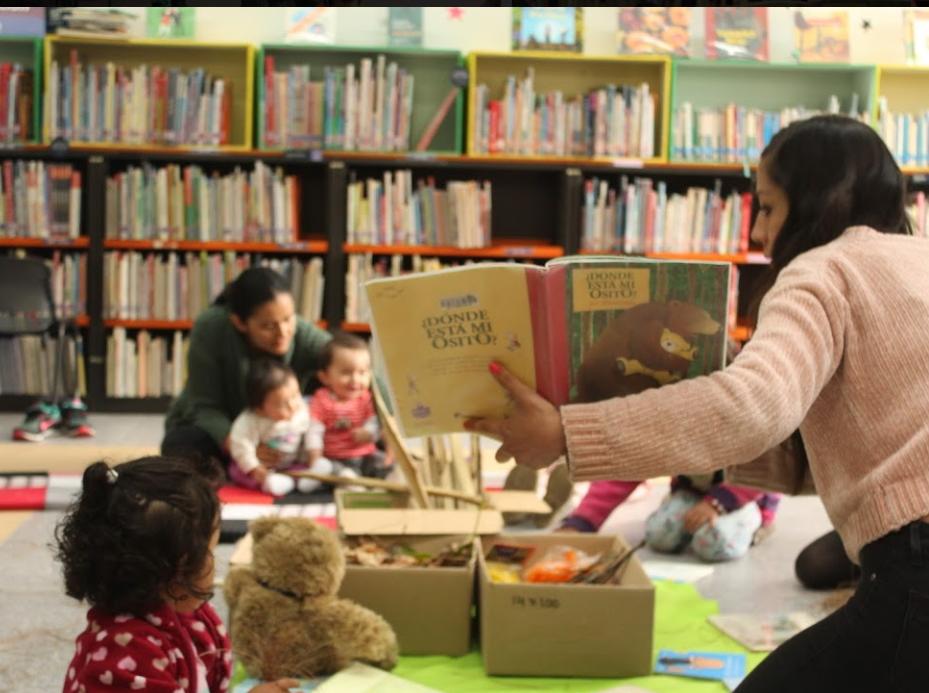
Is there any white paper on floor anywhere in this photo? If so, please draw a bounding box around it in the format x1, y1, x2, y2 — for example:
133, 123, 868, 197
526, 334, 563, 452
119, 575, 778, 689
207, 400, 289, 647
642, 559, 715, 583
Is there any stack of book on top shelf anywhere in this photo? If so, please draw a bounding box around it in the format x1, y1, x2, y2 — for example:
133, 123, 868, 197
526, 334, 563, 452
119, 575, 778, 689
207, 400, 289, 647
581, 176, 752, 255
473, 70, 655, 158
263, 54, 414, 151
672, 95, 866, 163
106, 328, 187, 398
48, 54, 233, 146
346, 170, 491, 248
105, 162, 299, 244
0, 161, 82, 239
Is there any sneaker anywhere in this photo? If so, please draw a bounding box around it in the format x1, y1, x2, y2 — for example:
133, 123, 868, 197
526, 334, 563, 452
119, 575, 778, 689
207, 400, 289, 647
59, 397, 95, 438
12, 402, 62, 442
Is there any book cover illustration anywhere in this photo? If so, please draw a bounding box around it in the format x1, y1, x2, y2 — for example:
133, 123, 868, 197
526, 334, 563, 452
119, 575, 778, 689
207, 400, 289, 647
389, 7, 423, 48
0, 7, 45, 36
793, 10, 849, 63
654, 649, 746, 681
905, 10, 929, 64
146, 7, 195, 39
708, 611, 820, 652
366, 258, 729, 437
706, 7, 768, 61
512, 7, 582, 53
617, 7, 691, 57
286, 6, 336, 45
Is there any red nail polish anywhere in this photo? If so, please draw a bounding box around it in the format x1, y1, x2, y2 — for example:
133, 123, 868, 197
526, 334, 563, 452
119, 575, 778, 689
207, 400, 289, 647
489, 361, 501, 375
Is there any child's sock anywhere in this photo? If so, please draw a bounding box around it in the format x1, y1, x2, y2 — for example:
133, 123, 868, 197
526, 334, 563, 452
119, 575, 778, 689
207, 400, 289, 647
296, 477, 321, 493
262, 472, 295, 497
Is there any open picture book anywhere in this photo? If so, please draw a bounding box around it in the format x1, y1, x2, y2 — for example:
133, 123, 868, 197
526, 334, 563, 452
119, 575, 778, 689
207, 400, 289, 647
366, 256, 731, 437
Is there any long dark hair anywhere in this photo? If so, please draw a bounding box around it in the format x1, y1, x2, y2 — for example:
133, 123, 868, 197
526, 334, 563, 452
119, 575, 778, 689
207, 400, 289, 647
762, 114, 911, 276
214, 267, 291, 322
55, 456, 221, 615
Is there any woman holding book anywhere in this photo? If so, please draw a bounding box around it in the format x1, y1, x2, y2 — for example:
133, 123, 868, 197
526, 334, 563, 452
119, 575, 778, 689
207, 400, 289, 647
162, 267, 331, 471
466, 115, 929, 690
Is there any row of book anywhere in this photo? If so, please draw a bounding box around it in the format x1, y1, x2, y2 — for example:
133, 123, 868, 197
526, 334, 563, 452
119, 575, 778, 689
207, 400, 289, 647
48, 53, 231, 146
0, 161, 82, 239
0, 63, 34, 144
581, 177, 752, 255
0, 333, 86, 396
346, 170, 491, 248
472, 71, 656, 158
106, 328, 187, 398
103, 252, 324, 323
670, 96, 865, 163
105, 162, 299, 243
345, 253, 449, 324
263, 55, 414, 151
877, 99, 929, 167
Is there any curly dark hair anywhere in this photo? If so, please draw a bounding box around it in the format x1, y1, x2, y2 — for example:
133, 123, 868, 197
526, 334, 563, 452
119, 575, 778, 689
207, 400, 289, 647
55, 456, 221, 615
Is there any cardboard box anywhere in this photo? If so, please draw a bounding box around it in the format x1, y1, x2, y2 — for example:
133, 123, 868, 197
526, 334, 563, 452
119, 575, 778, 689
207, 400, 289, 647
339, 535, 476, 656
478, 534, 655, 678
227, 531, 477, 657
335, 489, 549, 536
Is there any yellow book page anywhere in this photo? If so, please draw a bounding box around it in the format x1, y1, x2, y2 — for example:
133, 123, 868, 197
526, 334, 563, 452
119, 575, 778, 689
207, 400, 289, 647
367, 264, 537, 437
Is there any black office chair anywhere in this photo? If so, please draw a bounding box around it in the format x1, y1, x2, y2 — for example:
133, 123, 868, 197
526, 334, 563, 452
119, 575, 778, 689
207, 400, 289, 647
0, 255, 91, 441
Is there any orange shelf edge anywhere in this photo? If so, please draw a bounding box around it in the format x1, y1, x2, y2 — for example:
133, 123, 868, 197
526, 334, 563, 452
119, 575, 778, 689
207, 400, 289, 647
344, 242, 563, 259
0, 237, 90, 248
340, 322, 371, 333
103, 239, 328, 253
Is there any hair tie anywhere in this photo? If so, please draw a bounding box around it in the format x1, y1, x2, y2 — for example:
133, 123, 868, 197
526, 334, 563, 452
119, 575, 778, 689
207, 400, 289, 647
106, 468, 118, 485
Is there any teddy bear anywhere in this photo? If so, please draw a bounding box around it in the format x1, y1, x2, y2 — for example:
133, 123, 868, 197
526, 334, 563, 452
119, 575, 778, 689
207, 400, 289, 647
224, 516, 399, 680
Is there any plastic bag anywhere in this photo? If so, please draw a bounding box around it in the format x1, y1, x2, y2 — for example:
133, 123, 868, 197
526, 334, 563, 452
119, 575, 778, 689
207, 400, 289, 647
524, 545, 600, 583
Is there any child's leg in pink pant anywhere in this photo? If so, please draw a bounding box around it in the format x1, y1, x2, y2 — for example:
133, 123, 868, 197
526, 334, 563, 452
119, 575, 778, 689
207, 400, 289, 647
561, 480, 642, 532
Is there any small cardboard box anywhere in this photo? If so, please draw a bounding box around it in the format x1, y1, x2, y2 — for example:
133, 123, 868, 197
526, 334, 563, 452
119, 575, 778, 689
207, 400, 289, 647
339, 535, 476, 656
478, 533, 655, 678
335, 489, 549, 536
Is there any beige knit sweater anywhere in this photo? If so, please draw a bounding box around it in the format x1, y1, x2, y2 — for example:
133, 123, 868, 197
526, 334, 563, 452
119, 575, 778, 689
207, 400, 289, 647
562, 227, 929, 561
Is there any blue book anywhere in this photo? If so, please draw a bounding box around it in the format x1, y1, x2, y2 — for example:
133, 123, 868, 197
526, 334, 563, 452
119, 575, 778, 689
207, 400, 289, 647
655, 649, 746, 683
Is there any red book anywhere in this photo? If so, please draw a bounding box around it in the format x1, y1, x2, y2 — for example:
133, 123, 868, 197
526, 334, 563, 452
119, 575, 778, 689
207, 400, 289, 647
488, 100, 501, 154
0, 63, 11, 141
739, 192, 752, 254
264, 55, 276, 146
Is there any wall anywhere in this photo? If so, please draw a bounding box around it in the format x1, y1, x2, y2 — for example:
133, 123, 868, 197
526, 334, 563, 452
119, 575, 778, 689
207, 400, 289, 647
114, 6, 911, 64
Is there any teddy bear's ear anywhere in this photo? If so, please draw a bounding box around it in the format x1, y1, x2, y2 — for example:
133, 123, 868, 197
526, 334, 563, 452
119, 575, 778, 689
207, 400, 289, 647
249, 516, 280, 543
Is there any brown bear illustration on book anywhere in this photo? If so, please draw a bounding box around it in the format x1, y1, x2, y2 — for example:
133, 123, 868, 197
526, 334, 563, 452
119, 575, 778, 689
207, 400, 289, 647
504, 300, 719, 526
576, 300, 720, 401
225, 517, 398, 680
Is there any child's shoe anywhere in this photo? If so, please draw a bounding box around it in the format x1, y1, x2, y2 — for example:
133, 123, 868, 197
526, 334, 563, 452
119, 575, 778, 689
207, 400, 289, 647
59, 397, 95, 438
262, 472, 295, 497
12, 402, 61, 442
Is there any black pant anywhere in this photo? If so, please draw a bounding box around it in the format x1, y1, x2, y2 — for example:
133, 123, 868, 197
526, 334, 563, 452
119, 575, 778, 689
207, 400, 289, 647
161, 425, 230, 469
737, 521, 929, 692
336, 450, 390, 479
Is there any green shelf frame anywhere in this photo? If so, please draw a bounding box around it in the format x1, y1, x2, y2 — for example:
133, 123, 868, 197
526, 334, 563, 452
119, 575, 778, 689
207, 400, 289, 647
257, 44, 464, 155
0, 36, 43, 145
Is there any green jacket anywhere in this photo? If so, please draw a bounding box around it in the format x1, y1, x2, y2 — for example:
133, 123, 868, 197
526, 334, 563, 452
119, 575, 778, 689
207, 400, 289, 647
165, 305, 331, 446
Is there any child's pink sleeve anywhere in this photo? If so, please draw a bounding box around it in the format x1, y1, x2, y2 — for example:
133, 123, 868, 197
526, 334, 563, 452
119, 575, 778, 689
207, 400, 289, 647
563, 480, 642, 531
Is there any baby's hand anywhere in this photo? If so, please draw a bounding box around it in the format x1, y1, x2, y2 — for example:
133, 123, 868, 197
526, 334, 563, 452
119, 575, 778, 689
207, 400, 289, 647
248, 679, 299, 693
351, 427, 375, 444
683, 500, 720, 534
250, 466, 269, 485
256, 443, 284, 468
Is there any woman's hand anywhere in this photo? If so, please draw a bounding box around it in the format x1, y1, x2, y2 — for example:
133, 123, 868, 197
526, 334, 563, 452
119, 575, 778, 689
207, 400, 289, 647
463, 362, 567, 470
256, 442, 284, 468
683, 500, 720, 533
248, 679, 300, 693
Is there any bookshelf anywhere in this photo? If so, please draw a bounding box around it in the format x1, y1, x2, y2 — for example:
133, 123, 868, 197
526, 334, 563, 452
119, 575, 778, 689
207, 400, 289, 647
257, 44, 464, 154
44, 36, 255, 150
669, 60, 876, 163
0, 36, 43, 145
103, 239, 328, 254
467, 51, 671, 164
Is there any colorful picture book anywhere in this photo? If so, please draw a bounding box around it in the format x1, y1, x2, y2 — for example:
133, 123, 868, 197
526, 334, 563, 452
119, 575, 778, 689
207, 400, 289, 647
617, 7, 691, 57
388, 7, 423, 48
285, 6, 336, 45
512, 8, 582, 53
367, 257, 730, 436
0, 7, 45, 37
708, 612, 819, 652
146, 7, 195, 39
705, 8, 768, 61
793, 10, 849, 63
